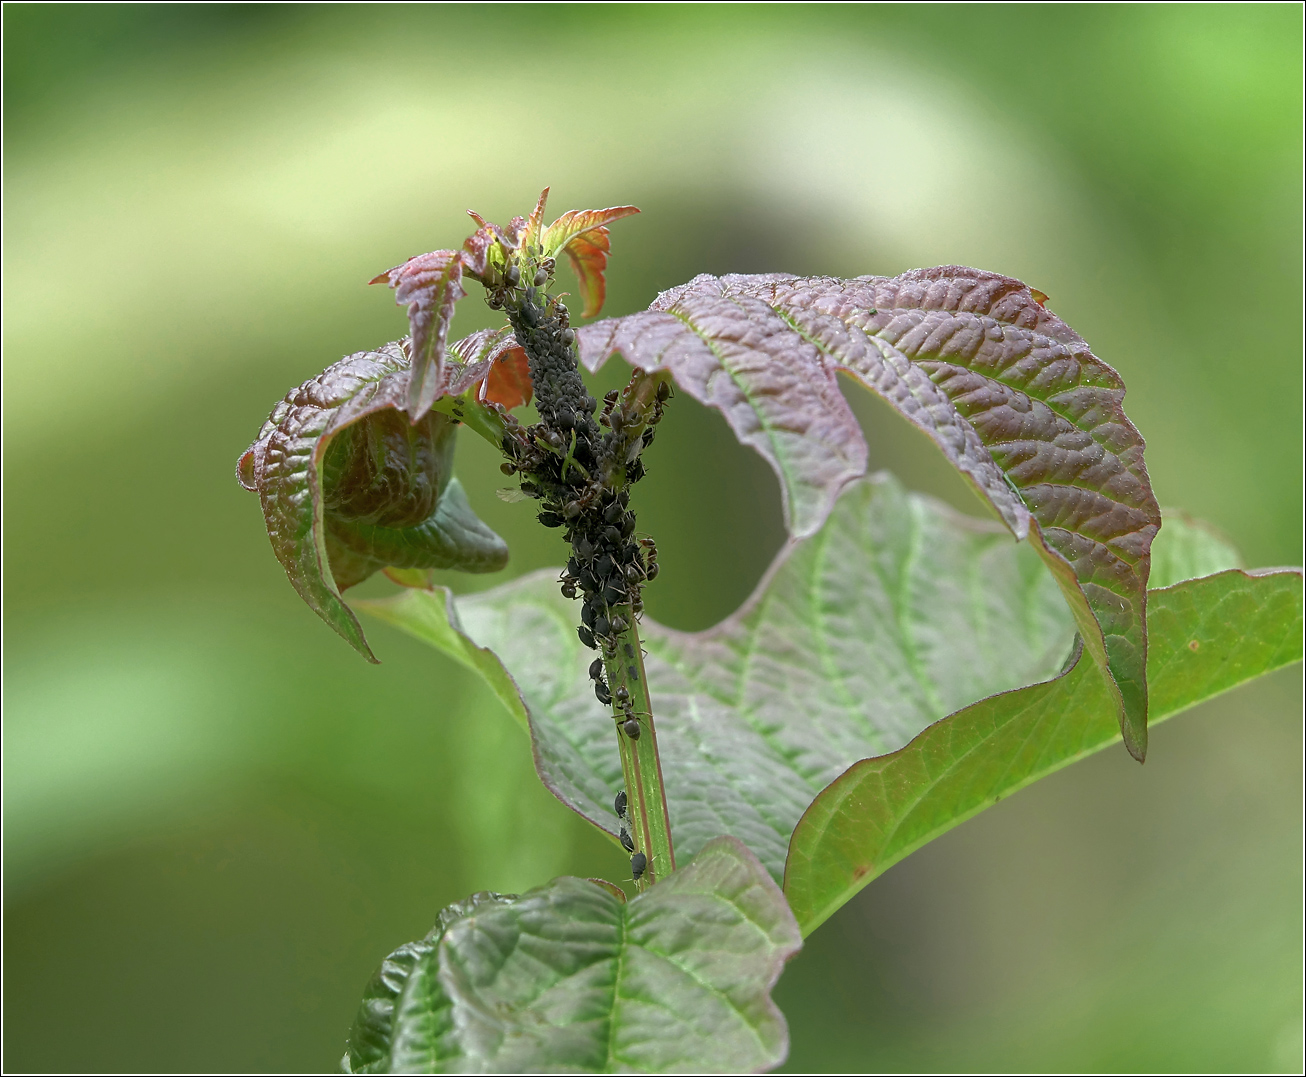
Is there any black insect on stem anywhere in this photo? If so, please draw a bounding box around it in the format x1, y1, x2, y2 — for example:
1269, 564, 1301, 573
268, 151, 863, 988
491, 245, 674, 888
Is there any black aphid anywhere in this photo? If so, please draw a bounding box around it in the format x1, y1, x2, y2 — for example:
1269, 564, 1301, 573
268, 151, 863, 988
619, 827, 635, 853
578, 625, 596, 649
614, 790, 627, 818
595, 680, 611, 705
630, 852, 647, 881
589, 658, 605, 681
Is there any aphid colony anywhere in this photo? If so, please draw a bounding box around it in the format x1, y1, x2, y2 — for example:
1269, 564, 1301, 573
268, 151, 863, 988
494, 252, 669, 743
614, 790, 645, 881
588, 643, 648, 740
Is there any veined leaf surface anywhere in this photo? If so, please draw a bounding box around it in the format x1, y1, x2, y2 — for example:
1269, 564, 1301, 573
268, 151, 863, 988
363, 475, 1078, 880
785, 565, 1304, 935
578, 268, 1161, 758
236, 339, 510, 660
362, 475, 1297, 937
344, 837, 800, 1075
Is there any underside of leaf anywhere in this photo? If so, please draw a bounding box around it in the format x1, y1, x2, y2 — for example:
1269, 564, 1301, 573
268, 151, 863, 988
577, 268, 1161, 757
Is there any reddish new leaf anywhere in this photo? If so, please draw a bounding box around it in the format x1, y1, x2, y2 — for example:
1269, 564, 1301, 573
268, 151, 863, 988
370, 250, 466, 421
577, 268, 1160, 759
447, 326, 533, 410
460, 221, 513, 280
542, 205, 641, 317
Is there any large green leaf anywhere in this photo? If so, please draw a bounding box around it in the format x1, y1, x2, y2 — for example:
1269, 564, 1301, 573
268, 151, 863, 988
784, 565, 1304, 935
578, 269, 1162, 758
363, 474, 1081, 882
344, 837, 800, 1074
361, 474, 1296, 936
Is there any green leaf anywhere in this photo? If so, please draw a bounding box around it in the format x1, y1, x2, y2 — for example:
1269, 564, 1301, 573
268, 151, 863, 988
783, 566, 1304, 936
344, 837, 801, 1075
578, 269, 1161, 759
1149, 508, 1242, 588
236, 340, 509, 661
362, 475, 1079, 881
362, 477, 1299, 933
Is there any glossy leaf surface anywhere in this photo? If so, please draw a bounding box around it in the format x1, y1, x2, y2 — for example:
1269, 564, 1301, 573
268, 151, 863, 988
578, 269, 1162, 758
363, 475, 1078, 880
785, 565, 1304, 935
344, 837, 800, 1075
237, 340, 508, 661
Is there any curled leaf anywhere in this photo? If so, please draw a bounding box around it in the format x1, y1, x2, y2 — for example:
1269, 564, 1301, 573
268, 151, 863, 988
370, 250, 466, 420
577, 268, 1161, 758
451, 325, 533, 410
237, 340, 508, 660
460, 217, 515, 279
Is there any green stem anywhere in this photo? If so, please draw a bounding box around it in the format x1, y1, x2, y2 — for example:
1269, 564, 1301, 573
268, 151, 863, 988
605, 613, 674, 890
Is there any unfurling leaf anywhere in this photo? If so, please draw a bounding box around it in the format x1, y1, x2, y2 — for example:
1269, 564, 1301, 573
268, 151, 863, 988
373, 194, 639, 420
237, 340, 509, 661
344, 838, 800, 1075
370, 250, 467, 420
362, 475, 1300, 934
578, 268, 1162, 759
543, 203, 641, 318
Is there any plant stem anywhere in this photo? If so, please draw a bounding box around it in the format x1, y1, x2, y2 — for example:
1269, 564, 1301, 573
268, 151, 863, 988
495, 259, 675, 889
605, 615, 674, 889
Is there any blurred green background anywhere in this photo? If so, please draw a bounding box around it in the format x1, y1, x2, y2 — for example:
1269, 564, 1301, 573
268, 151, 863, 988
3, 4, 1301, 1072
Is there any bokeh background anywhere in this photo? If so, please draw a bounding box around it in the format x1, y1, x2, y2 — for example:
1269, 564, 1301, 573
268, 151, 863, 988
4, 4, 1302, 1072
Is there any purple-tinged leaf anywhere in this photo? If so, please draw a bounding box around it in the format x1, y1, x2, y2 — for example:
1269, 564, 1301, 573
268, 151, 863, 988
505, 186, 551, 250
578, 268, 1161, 758
370, 250, 467, 421
237, 340, 508, 660
460, 217, 515, 280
